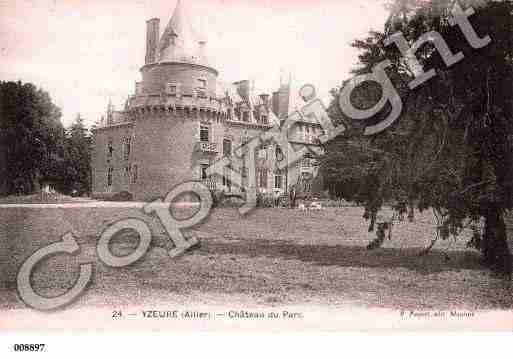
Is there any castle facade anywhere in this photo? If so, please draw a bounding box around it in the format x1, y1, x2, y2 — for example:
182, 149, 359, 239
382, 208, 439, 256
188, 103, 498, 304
91, 0, 323, 201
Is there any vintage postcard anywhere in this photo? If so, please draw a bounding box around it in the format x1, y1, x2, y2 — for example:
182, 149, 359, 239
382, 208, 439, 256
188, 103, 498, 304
1, 0, 513, 348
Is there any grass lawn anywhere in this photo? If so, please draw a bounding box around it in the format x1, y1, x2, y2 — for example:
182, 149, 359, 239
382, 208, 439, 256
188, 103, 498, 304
1, 205, 512, 312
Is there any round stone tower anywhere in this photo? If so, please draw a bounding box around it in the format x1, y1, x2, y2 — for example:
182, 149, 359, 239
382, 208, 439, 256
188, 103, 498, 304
139, 0, 218, 100
126, 0, 227, 200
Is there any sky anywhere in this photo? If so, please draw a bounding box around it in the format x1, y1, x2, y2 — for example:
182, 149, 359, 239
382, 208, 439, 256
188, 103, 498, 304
0, 0, 388, 128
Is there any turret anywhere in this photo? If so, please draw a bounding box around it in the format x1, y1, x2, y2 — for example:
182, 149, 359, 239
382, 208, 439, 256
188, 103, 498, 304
272, 82, 290, 120
158, 0, 203, 64
139, 0, 218, 97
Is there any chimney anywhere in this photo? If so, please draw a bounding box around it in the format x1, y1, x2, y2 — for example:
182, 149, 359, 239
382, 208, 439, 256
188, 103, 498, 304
234, 80, 251, 101
272, 84, 290, 119
145, 18, 160, 65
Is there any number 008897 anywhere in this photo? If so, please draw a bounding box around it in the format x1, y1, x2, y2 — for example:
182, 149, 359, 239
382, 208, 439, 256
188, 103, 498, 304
13, 344, 45, 352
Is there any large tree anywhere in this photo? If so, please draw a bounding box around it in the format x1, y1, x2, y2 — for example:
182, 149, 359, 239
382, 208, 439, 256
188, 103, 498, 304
0, 81, 65, 195
0, 82, 93, 197
62, 114, 92, 196
322, 0, 513, 274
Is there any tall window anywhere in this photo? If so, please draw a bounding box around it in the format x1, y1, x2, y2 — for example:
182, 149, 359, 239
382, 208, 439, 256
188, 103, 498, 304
241, 130, 249, 145
223, 139, 232, 157
223, 167, 231, 188
200, 164, 209, 180
123, 137, 131, 161
275, 146, 283, 161
107, 140, 114, 160
260, 115, 268, 124
241, 165, 247, 192
107, 167, 113, 186
274, 174, 283, 189
258, 145, 268, 160
258, 168, 268, 189
242, 111, 250, 122
132, 164, 138, 184
200, 125, 209, 142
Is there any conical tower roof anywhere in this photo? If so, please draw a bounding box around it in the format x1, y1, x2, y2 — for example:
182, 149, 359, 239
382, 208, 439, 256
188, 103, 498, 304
158, 0, 204, 63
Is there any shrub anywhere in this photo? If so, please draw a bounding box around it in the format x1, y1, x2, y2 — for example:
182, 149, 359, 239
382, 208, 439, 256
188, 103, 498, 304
92, 191, 133, 202
211, 190, 225, 208
322, 199, 356, 208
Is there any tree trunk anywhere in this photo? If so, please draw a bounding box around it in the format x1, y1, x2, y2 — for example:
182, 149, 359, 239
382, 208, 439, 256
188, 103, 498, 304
407, 202, 415, 222
289, 188, 296, 209
368, 210, 377, 232
482, 205, 512, 276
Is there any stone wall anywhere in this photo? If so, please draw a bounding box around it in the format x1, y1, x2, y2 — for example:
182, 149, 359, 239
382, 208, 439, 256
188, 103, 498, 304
92, 124, 133, 195
130, 112, 197, 201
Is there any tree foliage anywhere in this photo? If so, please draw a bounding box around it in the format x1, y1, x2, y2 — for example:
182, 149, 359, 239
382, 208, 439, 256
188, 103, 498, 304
62, 115, 92, 195
322, 0, 513, 274
0, 81, 64, 194
0, 81, 92, 196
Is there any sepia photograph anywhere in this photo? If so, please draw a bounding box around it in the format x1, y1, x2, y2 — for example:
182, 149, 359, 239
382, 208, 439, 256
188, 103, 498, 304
1, 0, 513, 348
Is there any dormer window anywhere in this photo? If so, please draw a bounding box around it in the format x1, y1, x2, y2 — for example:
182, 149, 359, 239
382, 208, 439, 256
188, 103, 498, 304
197, 79, 207, 88
165, 83, 178, 95
195, 79, 207, 97
135, 82, 143, 95
242, 111, 250, 123
196, 88, 206, 98
260, 115, 268, 124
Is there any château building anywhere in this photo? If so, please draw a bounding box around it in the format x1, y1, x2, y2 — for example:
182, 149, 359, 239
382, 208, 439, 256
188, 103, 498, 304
91, 0, 323, 201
